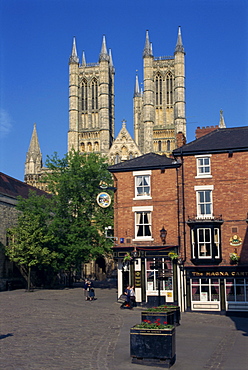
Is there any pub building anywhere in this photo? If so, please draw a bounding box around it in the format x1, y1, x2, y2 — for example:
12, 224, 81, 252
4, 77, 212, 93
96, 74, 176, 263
173, 126, 248, 313
108, 153, 182, 307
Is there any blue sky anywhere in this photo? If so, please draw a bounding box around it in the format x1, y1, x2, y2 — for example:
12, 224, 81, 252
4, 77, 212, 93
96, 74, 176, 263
0, 0, 247, 181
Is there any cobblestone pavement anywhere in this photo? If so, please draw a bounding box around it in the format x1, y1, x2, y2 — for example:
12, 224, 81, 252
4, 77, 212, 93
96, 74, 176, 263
1, 286, 248, 370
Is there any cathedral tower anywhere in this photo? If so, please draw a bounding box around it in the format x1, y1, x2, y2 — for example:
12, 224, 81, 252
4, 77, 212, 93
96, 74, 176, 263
68, 36, 115, 156
133, 27, 186, 155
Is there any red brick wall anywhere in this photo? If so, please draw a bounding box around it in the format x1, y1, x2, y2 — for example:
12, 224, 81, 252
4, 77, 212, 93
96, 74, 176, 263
113, 168, 179, 248
180, 152, 248, 265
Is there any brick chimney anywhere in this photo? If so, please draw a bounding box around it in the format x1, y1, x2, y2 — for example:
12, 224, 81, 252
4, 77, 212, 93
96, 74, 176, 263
195, 125, 219, 139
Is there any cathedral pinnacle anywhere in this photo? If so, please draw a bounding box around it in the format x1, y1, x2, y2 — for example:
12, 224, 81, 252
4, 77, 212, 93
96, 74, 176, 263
99, 35, 109, 62
219, 110, 226, 128
143, 30, 153, 57
175, 26, 184, 54
69, 37, 79, 64
82, 51, 86, 66
134, 73, 140, 97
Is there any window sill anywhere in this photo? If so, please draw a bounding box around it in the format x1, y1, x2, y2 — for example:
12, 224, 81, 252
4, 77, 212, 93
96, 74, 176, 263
190, 258, 222, 265
133, 237, 154, 242
195, 175, 212, 179
133, 196, 152, 200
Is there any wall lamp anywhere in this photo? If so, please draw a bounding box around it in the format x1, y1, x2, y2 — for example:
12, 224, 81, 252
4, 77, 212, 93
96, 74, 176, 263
160, 226, 167, 245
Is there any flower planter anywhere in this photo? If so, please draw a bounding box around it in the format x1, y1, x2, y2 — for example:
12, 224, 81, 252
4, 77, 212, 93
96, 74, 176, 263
159, 305, 181, 326
141, 310, 174, 326
130, 325, 176, 368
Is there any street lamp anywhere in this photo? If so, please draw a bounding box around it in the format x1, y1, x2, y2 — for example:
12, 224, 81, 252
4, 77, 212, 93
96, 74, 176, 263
160, 226, 167, 245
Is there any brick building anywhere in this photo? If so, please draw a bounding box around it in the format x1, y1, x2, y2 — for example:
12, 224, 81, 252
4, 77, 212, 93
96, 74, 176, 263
109, 126, 248, 313
108, 153, 181, 306
174, 126, 248, 312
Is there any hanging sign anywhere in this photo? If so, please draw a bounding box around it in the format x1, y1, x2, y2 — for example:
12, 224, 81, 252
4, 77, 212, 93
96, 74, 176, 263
96, 192, 111, 208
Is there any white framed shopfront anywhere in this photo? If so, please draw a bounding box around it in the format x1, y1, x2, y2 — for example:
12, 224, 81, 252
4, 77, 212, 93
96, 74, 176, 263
187, 268, 248, 312
190, 277, 221, 311
145, 257, 174, 303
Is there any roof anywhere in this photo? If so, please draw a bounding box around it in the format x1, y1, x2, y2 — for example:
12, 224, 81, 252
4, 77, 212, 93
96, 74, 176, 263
173, 126, 248, 156
108, 152, 180, 173
0, 172, 48, 200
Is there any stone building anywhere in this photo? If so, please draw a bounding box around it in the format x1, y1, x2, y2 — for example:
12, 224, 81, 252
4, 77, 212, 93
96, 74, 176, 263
0, 172, 49, 290
25, 27, 186, 187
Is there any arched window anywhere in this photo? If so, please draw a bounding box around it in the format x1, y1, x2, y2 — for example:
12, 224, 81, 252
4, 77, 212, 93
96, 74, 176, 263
82, 79, 88, 111
166, 72, 173, 106
81, 142, 85, 152
129, 152, 133, 160
91, 78, 98, 110
87, 142, 92, 152
155, 74, 163, 106
158, 140, 162, 152
167, 140, 171, 152
115, 153, 120, 164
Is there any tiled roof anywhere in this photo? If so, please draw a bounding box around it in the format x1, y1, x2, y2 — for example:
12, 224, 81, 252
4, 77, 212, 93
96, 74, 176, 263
173, 126, 248, 156
0, 172, 48, 199
108, 152, 180, 172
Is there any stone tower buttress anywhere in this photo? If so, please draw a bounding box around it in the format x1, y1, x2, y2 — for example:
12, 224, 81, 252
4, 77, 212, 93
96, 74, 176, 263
142, 30, 154, 154
174, 27, 186, 136
68, 37, 80, 152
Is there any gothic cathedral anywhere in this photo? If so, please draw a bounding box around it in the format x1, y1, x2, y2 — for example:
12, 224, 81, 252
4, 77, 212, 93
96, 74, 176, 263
25, 28, 186, 187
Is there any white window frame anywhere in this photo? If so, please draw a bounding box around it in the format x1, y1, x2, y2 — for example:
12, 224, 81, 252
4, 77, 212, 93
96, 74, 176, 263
194, 185, 214, 219
192, 227, 220, 260
195, 155, 212, 178
197, 228, 212, 259
191, 278, 221, 311
132, 206, 153, 241
133, 170, 152, 200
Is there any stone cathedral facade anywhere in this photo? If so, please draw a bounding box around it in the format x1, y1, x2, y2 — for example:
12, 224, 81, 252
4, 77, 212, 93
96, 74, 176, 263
25, 28, 186, 188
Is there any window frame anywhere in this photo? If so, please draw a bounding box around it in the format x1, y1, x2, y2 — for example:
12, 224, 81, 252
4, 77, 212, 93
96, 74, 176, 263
132, 206, 153, 241
190, 223, 221, 261
133, 170, 152, 200
195, 185, 214, 219
195, 155, 212, 178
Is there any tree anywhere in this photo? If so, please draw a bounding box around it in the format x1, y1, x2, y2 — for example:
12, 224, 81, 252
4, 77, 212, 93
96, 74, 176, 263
6, 192, 58, 291
44, 150, 114, 277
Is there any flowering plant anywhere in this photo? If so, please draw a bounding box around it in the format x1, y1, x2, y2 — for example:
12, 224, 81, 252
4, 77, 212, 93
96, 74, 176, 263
135, 319, 173, 329
168, 252, 179, 260
123, 252, 133, 262
229, 252, 240, 263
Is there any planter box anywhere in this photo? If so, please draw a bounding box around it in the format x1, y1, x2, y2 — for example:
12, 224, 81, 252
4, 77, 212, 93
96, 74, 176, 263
130, 325, 176, 368
141, 310, 174, 325
162, 305, 181, 326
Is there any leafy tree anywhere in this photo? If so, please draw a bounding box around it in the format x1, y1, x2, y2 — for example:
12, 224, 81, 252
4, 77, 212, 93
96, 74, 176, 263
6, 192, 58, 291
44, 150, 114, 277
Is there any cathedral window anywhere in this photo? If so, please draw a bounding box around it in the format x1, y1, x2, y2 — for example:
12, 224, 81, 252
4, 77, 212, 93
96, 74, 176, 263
158, 140, 162, 152
82, 80, 88, 111
155, 74, 163, 107
115, 153, 120, 164
87, 142, 92, 152
166, 72, 173, 106
91, 79, 98, 110
167, 140, 170, 152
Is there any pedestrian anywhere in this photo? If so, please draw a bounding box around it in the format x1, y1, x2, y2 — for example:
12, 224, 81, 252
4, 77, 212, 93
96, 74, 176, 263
84, 279, 90, 301
130, 285, 136, 307
121, 285, 132, 309
88, 280, 95, 301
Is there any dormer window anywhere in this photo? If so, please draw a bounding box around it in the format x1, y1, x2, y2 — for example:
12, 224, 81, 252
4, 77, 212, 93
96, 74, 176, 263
133, 170, 152, 199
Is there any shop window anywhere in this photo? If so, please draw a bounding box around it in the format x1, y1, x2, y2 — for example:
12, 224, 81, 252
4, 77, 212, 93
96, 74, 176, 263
191, 226, 220, 261
196, 155, 211, 177
146, 258, 173, 292
225, 278, 248, 302
191, 278, 220, 302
